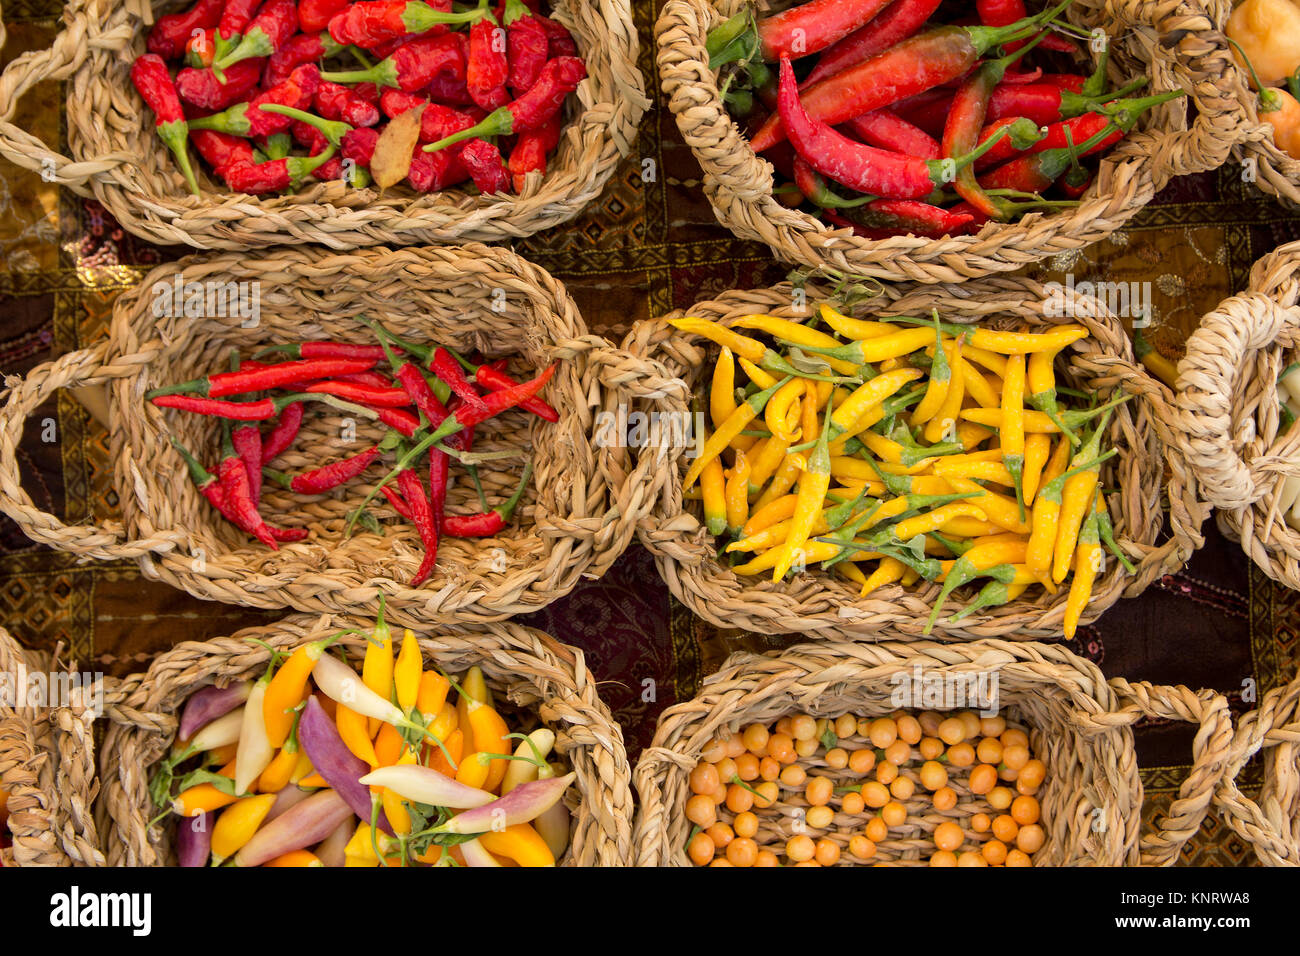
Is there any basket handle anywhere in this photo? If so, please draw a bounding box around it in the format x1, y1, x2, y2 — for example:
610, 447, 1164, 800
1173, 291, 1300, 510
0, 0, 136, 196
1212, 671, 1300, 865
0, 341, 185, 560
1109, 678, 1235, 866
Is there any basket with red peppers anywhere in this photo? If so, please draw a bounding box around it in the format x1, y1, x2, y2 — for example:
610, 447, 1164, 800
0, 0, 645, 249
0, 245, 665, 628
655, 0, 1235, 282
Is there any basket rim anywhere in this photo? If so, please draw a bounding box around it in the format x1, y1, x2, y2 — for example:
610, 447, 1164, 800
94, 611, 635, 866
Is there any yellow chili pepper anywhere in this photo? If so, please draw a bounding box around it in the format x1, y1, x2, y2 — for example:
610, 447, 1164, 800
336, 703, 378, 766
682, 377, 790, 491
1000, 352, 1027, 518
911, 320, 953, 426
1021, 432, 1052, 506
858, 557, 908, 597
394, 629, 422, 714
262, 642, 323, 748
738, 357, 778, 389
959, 537, 1029, 569
417, 671, 450, 720
960, 344, 1007, 378
479, 823, 556, 867
772, 406, 835, 580
711, 346, 736, 430
957, 421, 995, 451
1041, 431, 1073, 487
842, 327, 937, 363
900, 567, 921, 586
466, 701, 511, 791
208, 742, 240, 767
1063, 501, 1104, 639
257, 746, 299, 794
732, 314, 859, 374
362, 624, 394, 738
942, 476, 1030, 535
428, 700, 458, 742
289, 748, 314, 785
765, 378, 806, 442
967, 324, 1089, 355
210, 793, 278, 864
668, 317, 767, 364
456, 751, 493, 789
932, 457, 1016, 486
747, 437, 790, 495
700, 456, 727, 536
959, 407, 1078, 433
835, 560, 869, 590
836, 368, 925, 432
1133, 328, 1179, 391
923, 336, 965, 445
960, 357, 1000, 409
731, 540, 873, 576
381, 748, 418, 836
755, 451, 804, 510
828, 405, 887, 455
939, 516, 1006, 537
892, 502, 990, 541
742, 494, 799, 537
265, 850, 324, 867
724, 452, 751, 534
819, 303, 892, 340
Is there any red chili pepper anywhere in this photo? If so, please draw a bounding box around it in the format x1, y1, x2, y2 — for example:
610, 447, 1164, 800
149, 357, 376, 399
843, 109, 939, 160
467, 17, 510, 110
976, 0, 1076, 53
459, 138, 510, 194
218, 426, 278, 549
1059, 163, 1092, 199
752, 0, 893, 61
408, 147, 469, 191
977, 120, 1121, 193
215, 0, 299, 71
427, 444, 449, 538
976, 111, 1122, 170
983, 77, 1146, 126
380, 90, 480, 142
172, 437, 308, 541
426, 348, 485, 413
320, 33, 466, 92
503, 0, 547, 96
302, 380, 412, 407
316, 81, 382, 127
805, 0, 942, 86
825, 200, 975, 238
226, 145, 340, 193
344, 126, 382, 166
188, 64, 322, 137
149, 0, 225, 59
508, 114, 561, 192
376, 407, 422, 437
264, 32, 346, 87
381, 484, 414, 520
131, 55, 201, 195
397, 468, 440, 586
791, 154, 876, 209
327, 1, 489, 50
260, 401, 304, 463
231, 424, 264, 506
777, 57, 1031, 201
176, 60, 265, 112
426, 43, 475, 104
192, 129, 257, 174
443, 462, 531, 537
368, 324, 455, 425
215, 0, 262, 62
750, 2, 1066, 153
152, 394, 282, 420
285, 445, 382, 494
473, 365, 558, 422
422, 56, 585, 153
300, 0, 351, 33
536, 15, 577, 57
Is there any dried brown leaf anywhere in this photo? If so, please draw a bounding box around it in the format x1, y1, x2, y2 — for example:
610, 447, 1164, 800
371, 103, 425, 192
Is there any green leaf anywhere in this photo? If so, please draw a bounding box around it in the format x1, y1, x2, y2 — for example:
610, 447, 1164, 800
172, 768, 241, 797
819, 725, 838, 751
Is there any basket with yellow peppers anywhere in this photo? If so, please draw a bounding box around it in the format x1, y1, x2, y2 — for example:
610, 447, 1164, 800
657, 288, 1174, 640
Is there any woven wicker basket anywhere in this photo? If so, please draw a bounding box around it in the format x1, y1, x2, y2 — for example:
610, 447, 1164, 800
633, 640, 1234, 866
1173, 239, 1300, 589
94, 612, 633, 866
0, 244, 668, 628
0, 626, 105, 867
654, 0, 1237, 284
0, 0, 647, 250
1214, 667, 1300, 866
619, 275, 1207, 641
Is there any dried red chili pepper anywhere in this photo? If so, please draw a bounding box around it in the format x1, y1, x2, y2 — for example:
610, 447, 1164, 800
397, 467, 439, 586
188, 64, 322, 137
427, 65, 474, 105
423, 56, 586, 152
503, 0, 547, 95
536, 15, 577, 57
131, 55, 201, 195
148, 356, 377, 399
215, 0, 262, 63
508, 113, 561, 192
302, 380, 412, 406
176, 60, 265, 112
149, 0, 225, 59
192, 129, 257, 176
459, 138, 510, 194
282, 445, 383, 494
750, 1, 1068, 153
153, 391, 375, 422
172, 437, 308, 541
380, 90, 479, 142
805, 0, 942, 86
260, 401, 304, 462
264, 31, 346, 87
316, 81, 383, 127
218, 425, 278, 548
824, 202, 976, 239
300, 0, 351, 33
443, 462, 531, 537
343, 126, 382, 166
224, 149, 340, 192
327, 0, 489, 49
467, 16, 509, 110
407, 147, 468, 191
215, 0, 300, 71
320, 33, 466, 92
843, 109, 940, 160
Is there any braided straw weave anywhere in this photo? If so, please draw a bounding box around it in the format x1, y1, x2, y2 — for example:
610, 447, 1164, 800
94, 612, 633, 866
654, 0, 1234, 284
0, 0, 647, 250
0, 244, 667, 627
1213, 668, 1300, 865
619, 276, 1206, 641
1173, 239, 1300, 589
634, 640, 1234, 866
0, 627, 106, 866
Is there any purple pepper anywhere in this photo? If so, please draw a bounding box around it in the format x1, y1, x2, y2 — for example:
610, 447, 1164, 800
178, 680, 253, 741
298, 695, 393, 835
314, 819, 353, 867
176, 811, 213, 867
232, 788, 353, 867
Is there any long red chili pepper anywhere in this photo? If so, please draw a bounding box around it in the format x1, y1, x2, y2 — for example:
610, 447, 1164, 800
327, 0, 489, 48
320, 32, 466, 91
977, 121, 1120, 192
152, 391, 376, 421
380, 484, 414, 520
805, 0, 942, 86
316, 81, 382, 127
215, 0, 300, 71
776, 57, 1031, 201
149, 0, 225, 59
422, 56, 586, 152
750, 1, 1068, 153
215, 0, 262, 62
301, 380, 412, 407
300, 0, 351, 33
256, 342, 392, 363
428, 444, 449, 538
264, 32, 346, 87
176, 60, 265, 111
824, 200, 975, 239
504, 0, 547, 95
844, 109, 939, 160
149, 357, 376, 399
443, 462, 531, 537
982, 77, 1147, 126
754, 0, 893, 61
231, 423, 264, 507
191, 130, 257, 176
172, 437, 308, 541
367, 321, 455, 425
459, 138, 510, 194
188, 65, 322, 137
131, 55, 201, 195
397, 468, 439, 586
260, 402, 305, 463
791, 155, 872, 209
385, 333, 557, 422
331, 370, 399, 390
279, 445, 382, 494
508, 114, 562, 193
218, 426, 278, 549
974, 94, 1171, 170
376, 407, 422, 437
976, 0, 1077, 53
429, 347, 487, 414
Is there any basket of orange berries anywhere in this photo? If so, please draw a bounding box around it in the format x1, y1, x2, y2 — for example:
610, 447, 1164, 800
633, 639, 1235, 866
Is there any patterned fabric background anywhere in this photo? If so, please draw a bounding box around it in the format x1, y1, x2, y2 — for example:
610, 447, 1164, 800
1, 0, 1297, 865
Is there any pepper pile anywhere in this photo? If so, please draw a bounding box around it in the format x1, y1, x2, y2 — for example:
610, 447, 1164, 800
147, 319, 557, 586
150, 610, 573, 866
676, 302, 1134, 636
685, 709, 1046, 867
708, 0, 1184, 236
134, 0, 587, 195
1226, 0, 1300, 161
